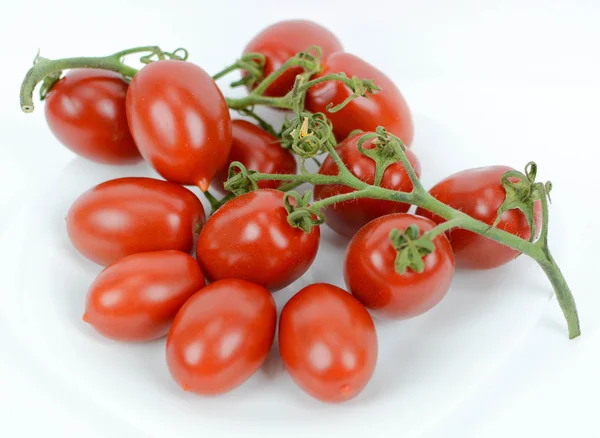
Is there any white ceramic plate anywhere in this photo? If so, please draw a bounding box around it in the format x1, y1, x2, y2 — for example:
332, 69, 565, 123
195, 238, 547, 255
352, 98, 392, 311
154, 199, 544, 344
0, 93, 560, 437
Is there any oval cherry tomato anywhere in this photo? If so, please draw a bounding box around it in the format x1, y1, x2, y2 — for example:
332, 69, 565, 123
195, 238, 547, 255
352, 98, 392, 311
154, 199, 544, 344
67, 177, 205, 265
166, 279, 276, 395
213, 120, 297, 193
44, 69, 140, 164
84, 250, 205, 342
306, 53, 414, 145
126, 60, 232, 191
314, 133, 421, 237
243, 19, 343, 97
416, 166, 542, 269
344, 214, 454, 319
279, 283, 377, 403
196, 189, 320, 291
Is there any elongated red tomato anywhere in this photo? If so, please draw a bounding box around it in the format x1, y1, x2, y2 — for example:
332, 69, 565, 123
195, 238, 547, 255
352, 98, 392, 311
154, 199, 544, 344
196, 189, 320, 291
306, 53, 414, 145
314, 133, 421, 237
213, 120, 297, 193
345, 214, 454, 319
126, 60, 232, 191
45, 69, 140, 164
243, 19, 343, 97
84, 250, 205, 342
279, 283, 378, 403
67, 177, 205, 265
166, 279, 277, 395
416, 166, 542, 269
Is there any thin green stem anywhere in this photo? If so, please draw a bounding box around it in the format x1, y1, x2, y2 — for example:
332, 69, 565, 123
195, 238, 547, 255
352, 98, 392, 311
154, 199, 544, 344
277, 179, 305, 192
298, 73, 353, 92
236, 108, 278, 137
112, 46, 161, 59
202, 190, 221, 212
536, 251, 581, 339
535, 183, 550, 248
251, 57, 316, 96
20, 49, 147, 113
423, 217, 467, 239
212, 63, 240, 81
226, 95, 289, 110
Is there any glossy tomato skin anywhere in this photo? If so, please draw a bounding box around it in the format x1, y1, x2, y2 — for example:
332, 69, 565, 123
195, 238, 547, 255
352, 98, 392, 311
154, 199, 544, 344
67, 177, 205, 266
196, 189, 320, 291
306, 53, 414, 145
243, 19, 343, 97
279, 283, 377, 403
415, 166, 542, 269
345, 214, 454, 319
314, 133, 421, 237
213, 120, 297, 193
44, 69, 140, 164
84, 250, 205, 342
166, 279, 276, 395
126, 60, 232, 191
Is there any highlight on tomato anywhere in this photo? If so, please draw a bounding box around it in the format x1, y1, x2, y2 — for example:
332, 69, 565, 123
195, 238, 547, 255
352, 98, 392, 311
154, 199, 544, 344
314, 133, 421, 237
126, 60, 232, 191
279, 283, 378, 403
166, 279, 277, 395
344, 213, 455, 319
213, 119, 297, 193
67, 177, 205, 266
84, 250, 205, 342
416, 166, 542, 270
243, 19, 343, 97
306, 52, 414, 146
195, 189, 320, 291
44, 69, 140, 164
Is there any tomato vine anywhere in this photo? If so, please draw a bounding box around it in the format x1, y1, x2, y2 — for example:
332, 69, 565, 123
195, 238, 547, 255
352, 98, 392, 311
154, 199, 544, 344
19, 44, 580, 339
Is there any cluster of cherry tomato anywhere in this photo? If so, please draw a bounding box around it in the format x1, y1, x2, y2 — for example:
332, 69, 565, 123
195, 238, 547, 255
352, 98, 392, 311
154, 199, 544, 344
36, 19, 540, 403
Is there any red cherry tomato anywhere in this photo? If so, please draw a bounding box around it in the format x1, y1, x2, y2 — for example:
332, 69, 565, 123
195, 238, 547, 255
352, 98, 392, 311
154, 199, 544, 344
196, 189, 320, 291
344, 214, 454, 319
314, 133, 421, 237
44, 69, 140, 164
213, 120, 297, 193
243, 19, 343, 97
279, 283, 377, 403
416, 166, 542, 269
166, 279, 276, 395
126, 60, 232, 191
67, 177, 205, 266
84, 250, 205, 342
306, 53, 414, 145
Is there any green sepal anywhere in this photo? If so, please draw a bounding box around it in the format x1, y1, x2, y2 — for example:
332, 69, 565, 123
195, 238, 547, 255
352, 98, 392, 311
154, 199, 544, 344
493, 161, 544, 242
389, 225, 436, 275
283, 190, 325, 233
223, 161, 259, 196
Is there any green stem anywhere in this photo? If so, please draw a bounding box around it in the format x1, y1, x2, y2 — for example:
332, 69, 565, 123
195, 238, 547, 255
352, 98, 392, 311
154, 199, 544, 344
212, 63, 240, 81
226, 95, 288, 110
202, 190, 221, 213
298, 73, 353, 92
251, 57, 316, 96
536, 250, 580, 339
423, 217, 467, 239
20, 47, 154, 113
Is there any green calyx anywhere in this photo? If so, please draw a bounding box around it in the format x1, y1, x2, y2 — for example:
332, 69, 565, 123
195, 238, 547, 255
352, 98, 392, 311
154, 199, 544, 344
389, 225, 436, 275
283, 190, 325, 233
493, 161, 552, 241
357, 127, 406, 186
223, 162, 259, 196
325, 74, 381, 113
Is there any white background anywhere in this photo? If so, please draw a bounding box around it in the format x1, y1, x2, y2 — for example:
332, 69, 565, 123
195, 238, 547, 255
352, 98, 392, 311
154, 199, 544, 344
1, 0, 599, 437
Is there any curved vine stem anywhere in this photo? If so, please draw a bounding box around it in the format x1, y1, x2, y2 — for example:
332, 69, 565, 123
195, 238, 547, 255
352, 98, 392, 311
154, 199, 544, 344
19, 46, 168, 113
